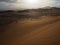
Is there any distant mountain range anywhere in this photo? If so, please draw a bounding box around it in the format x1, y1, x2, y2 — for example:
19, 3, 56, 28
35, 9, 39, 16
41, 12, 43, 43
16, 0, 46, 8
0, 7, 60, 11
0, 6, 60, 16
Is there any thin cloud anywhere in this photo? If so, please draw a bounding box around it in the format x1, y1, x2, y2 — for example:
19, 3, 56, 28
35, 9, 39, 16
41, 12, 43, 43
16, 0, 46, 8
0, 0, 60, 10
0, 0, 17, 3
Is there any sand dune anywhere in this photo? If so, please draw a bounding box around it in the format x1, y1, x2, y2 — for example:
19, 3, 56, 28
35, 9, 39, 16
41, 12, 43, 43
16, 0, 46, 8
1, 16, 60, 45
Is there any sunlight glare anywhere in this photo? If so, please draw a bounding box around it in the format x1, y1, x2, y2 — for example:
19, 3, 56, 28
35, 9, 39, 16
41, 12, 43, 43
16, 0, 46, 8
25, 0, 38, 4
15, 0, 52, 9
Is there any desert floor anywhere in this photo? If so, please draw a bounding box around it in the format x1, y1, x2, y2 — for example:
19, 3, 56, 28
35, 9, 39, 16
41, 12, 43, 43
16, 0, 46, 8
0, 16, 60, 45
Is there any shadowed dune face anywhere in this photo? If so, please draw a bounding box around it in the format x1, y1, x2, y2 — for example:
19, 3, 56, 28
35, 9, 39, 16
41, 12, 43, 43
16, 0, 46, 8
0, 16, 60, 45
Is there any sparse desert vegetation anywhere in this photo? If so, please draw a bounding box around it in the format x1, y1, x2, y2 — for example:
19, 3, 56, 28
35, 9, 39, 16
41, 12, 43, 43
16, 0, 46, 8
0, 7, 60, 26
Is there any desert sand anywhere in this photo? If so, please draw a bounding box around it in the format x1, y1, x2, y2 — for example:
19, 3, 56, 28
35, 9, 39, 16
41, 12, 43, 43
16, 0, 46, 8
0, 16, 60, 45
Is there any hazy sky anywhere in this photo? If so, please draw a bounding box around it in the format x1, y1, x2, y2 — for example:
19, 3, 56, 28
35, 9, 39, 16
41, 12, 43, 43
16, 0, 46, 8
0, 0, 60, 10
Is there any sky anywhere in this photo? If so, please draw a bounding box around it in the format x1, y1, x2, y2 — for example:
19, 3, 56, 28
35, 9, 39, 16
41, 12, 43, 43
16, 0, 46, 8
0, 0, 60, 10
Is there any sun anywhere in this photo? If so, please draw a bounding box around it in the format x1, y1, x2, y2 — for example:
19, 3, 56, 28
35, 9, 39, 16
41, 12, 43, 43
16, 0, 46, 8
24, 0, 39, 4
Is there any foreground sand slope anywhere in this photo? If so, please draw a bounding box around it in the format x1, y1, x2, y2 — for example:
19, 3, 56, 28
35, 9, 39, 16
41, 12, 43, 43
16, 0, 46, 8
1, 16, 60, 45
